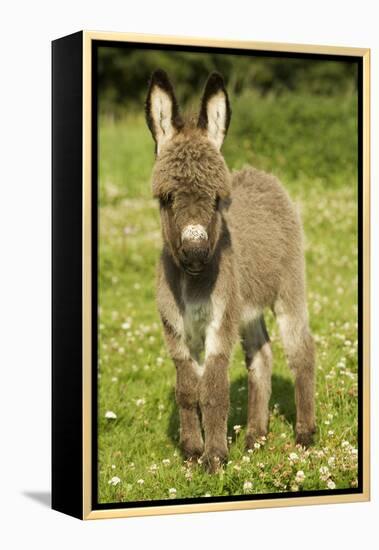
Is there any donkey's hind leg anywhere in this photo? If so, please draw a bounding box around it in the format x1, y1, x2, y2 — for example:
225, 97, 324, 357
241, 315, 272, 449
275, 296, 316, 446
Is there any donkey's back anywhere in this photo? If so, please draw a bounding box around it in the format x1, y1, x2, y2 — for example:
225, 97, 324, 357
227, 166, 305, 313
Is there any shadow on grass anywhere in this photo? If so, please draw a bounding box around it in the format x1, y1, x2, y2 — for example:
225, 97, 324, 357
167, 372, 296, 445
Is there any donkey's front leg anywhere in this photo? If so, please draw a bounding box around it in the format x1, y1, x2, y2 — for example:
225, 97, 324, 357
161, 319, 204, 458
175, 358, 204, 459
200, 352, 230, 472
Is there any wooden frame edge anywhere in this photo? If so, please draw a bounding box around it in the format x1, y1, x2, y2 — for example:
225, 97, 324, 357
81, 31, 370, 520
83, 30, 369, 57
83, 492, 369, 520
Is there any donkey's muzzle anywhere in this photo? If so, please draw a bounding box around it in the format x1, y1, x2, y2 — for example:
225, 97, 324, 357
180, 243, 210, 275
180, 224, 210, 275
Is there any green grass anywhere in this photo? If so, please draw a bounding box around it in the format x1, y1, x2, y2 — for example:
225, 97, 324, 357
98, 91, 358, 503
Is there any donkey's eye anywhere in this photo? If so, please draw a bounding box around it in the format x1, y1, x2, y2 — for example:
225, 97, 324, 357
160, 193, 173, 208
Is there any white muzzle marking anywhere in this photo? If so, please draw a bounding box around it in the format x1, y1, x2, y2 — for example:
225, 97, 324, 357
181, 224, 208, 243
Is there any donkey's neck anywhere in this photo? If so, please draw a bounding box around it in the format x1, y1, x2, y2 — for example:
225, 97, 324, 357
181, 267, 217, 303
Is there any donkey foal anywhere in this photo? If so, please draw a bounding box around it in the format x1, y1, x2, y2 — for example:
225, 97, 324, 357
145, 70, 316, 472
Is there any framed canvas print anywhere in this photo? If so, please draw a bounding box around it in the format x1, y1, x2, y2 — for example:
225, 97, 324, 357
52, 31, 370, 520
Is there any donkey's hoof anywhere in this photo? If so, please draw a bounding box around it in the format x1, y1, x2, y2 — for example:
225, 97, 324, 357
296, 430, 316, 448
201, 448, 227, 474
181, 439, 204, 460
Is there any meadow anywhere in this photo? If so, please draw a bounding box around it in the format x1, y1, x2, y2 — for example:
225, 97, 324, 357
97, 90, 359, 503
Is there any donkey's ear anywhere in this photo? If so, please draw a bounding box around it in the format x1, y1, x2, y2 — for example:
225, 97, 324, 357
198, 72, 231, 150
145, 69, 183, 154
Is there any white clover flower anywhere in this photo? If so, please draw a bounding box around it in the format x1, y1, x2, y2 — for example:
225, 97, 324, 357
314, 450, 324, 458
233, 425, 242, 434
118, 347, 125, 354
233, 465, 241, 472
328, 456, 336, 467
156, 357, 164, 365
319, 466, 330, 481
254, 442, 261, 450
105, 410, 117, 419
111, 376, 118, 382
242, 456, 250, 463
288, 452, 299, 463
280, 433, 287, 439
168, 488, 177, 498
149, 463, 158, 473
121, 321, 131, 330
328, 430, 335, 436
291, 484, 299, 492
108, 476, 121, 486
135, 398, 146, 407
162, 459, 170, 466
243, 481, 253, 493
327, 479, 336, 490
341, 440, 350, 448
137, 479, 144, 485
111, 464, 116, 469
204, 492, 211, 497
295, 470, 306, 484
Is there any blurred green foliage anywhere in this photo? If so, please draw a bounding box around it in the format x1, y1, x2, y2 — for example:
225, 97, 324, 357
98, 46, 358, 116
